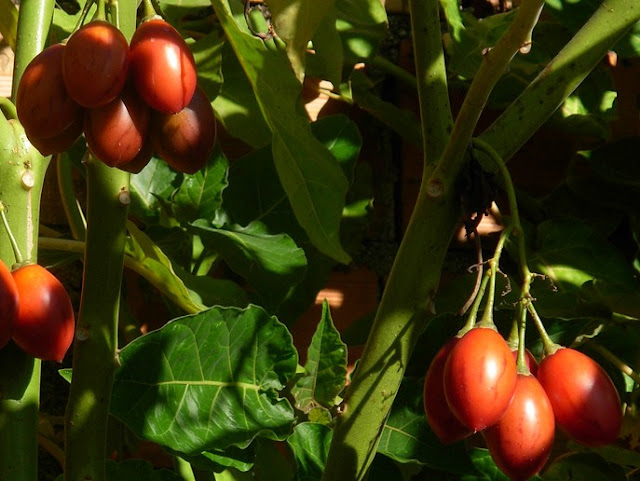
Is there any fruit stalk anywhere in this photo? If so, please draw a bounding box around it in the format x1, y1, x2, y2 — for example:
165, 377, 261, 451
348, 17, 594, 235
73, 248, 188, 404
0, 0, 53, 479
62, 4, 136, 481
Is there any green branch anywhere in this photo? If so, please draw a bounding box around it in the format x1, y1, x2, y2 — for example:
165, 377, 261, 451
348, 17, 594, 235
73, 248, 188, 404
480, 0, 640, 162
408, 0, 453, 163
0, 0, 54, 479
63, 4, 136, 481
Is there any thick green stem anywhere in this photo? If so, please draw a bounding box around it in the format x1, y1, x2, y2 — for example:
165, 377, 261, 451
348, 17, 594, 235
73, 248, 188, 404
408, 0, 453, 164
63, 158, 130, 481
63, 6, 135, 481
480, 0, 640, 162
0, 0, 53, 479
10, 0, 54, 102
426, 0, 545, 195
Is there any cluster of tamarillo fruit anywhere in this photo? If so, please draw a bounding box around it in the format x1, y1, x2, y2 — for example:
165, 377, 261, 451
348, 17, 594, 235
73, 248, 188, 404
16, 17, 216, 174
424, 325, 622, 480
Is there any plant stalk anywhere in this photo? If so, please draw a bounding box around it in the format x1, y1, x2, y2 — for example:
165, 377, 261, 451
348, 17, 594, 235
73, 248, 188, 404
0, 0, 53, 479
63, 157, 130, 481
63, 6, 135, 480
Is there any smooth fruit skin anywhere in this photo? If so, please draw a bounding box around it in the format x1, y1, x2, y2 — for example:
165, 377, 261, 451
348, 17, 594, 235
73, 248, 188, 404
424, 338, 472, 444
84, 87, 150, 167
0, 260, 19, 349
484, 374, 555, 481
63, 20, 129, 108
443, 327, 518, 432
537, 347, 622, 446
16, 44, 82, 140
28, 116, 83, 156
11, 264, 75, 362
151, 86, 216, 174
129, 19, 197, 114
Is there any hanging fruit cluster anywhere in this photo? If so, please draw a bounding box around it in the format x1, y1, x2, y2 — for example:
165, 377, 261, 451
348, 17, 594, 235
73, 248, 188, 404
423, 230, 623, 481
15, 17, 216, 174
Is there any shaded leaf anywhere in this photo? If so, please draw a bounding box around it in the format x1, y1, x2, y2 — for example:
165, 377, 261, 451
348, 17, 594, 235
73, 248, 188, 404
269, 0, 336, 80
307, 9, 344, 86
190, 220, 307, 310
111, 305, 298, 454
129, 158, 179, 222
292, 300, 347, 411
105, 459, 181, 481
543, 452, 626, 481
125, 221, 206, 313
175, 444, 255, 472
192, 29, 226, 101
335, 0, 388, 62
172, 145, 229, 223
378, 377, 474, 474
529, 218, 637, 292
287, 422, 332, 481
211, 0, 351, 264
172, 264, 249, 309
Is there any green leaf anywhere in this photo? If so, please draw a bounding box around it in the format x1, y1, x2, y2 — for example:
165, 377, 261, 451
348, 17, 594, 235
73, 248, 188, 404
542, 452, 626, 481
172, 146, 229, 223
212, 43, 272, 148
172, 264, 249, 309
252, 438, 295, 481
125, 221, 206, 313
111, 305, 298, 454
175, 444, 255, 472
190, 220, 307, 310
192, 29, 225, 101
287, 422, 332, 481
378, 377, 474, 474
129, 158, 179, 222
307, 9, 344, 87
335, 0, 388, 62
211, 0, 351, 264
462, 448, 512, 481
292, 300, 347, 411
529, 218, 637, 292
0, 0, 18, 50
269, 0, 336, 80
105, 459, 182, 481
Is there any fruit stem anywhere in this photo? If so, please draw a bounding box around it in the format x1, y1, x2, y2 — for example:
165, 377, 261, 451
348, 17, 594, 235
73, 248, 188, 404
515, 302, 530, 374
0, 202, 25, 265
94, 0, 106, 21
526, 302, 559, 356
0, 97, 18, 120
477, 225, 513, 328
72, 0, 95, 34
460, 268, 491, 334
56, 154, 87, 241
587, 342, 640, 385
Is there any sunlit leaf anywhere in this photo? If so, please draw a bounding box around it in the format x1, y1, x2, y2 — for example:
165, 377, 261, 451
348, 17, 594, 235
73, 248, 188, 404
0, 0, 18, 50
211, 0, 351, 264
111, 305, 298, 454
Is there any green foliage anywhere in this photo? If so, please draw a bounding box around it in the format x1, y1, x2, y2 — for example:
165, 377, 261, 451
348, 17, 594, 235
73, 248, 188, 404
111, 305, 298, 454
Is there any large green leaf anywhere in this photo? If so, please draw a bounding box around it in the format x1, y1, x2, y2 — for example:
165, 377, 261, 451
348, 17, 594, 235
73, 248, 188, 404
111, 305, 298, 454
287, 422, 332, 481
105, 459, 182, 481
190, 220, 307, 310
269, 0, 336, 80
172, 146, 229, 223
307, 9, 344, 87
292, 300, 347, 411
192, 29, 226, 101
378, 377, 474, 474
210, 0, 351, 264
